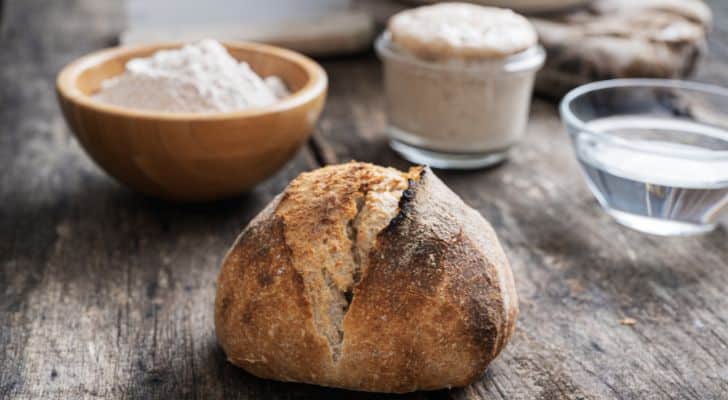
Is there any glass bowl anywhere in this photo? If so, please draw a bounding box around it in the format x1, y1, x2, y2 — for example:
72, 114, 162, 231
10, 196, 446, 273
560, 79, 728, 236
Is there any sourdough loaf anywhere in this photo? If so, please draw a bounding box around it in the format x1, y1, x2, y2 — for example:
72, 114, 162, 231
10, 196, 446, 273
215, 162, 518, 393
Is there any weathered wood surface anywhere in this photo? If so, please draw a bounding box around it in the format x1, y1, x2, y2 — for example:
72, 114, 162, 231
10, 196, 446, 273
1, 1, 726, 399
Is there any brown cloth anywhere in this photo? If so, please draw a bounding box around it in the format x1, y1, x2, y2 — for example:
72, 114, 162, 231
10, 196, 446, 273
532, 0, 712, 97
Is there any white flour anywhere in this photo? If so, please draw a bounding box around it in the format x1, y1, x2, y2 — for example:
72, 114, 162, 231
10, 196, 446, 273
94, 39, 289, 113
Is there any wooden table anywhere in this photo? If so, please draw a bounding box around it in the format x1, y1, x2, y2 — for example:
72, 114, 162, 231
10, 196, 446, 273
1, 1, 727, 399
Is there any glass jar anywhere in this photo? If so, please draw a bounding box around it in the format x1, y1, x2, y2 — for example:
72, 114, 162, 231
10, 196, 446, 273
376, 32, 545, 169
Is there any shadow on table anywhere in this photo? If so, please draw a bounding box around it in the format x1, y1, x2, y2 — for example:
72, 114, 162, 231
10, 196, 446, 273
194, 344, 453, 400
515, 205, 723, 306
1, 173, 271, 286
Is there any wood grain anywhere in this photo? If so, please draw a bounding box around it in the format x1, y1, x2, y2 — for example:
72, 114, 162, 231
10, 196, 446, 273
1, 0, 727, 399
315, 54, 728, 400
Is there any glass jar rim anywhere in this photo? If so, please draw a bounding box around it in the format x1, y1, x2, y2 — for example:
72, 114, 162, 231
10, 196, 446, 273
375, 31, 545, 74
560, 78, 728, 161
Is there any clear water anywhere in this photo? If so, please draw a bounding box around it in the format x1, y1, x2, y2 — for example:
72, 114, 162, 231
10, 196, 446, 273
575, 116, 728, 235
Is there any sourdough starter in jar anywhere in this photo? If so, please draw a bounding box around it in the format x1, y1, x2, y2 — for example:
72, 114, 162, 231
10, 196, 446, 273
376, 3, 545, 169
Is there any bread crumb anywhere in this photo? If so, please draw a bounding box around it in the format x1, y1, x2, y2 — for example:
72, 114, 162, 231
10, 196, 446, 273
619, 317, 637, 326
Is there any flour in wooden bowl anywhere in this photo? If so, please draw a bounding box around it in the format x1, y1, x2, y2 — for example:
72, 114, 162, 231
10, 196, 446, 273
93, 39, 289, 113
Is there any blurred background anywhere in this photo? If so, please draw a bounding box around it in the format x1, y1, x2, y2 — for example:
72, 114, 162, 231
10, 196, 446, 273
118, 0, 719, 97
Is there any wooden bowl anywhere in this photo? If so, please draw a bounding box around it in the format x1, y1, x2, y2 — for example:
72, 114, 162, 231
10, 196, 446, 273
57, 42, 327, 201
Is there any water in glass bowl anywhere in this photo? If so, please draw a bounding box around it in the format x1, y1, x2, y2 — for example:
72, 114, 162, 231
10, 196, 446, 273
575, 116, 728, 236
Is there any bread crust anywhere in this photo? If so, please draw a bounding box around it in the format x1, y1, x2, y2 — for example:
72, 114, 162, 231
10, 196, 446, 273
215, 163, 518, 393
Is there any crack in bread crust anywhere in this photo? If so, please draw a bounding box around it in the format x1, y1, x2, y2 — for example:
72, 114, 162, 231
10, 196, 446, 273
321, 267, 348, 361
274, 163, 410, 363
347, 195, 365, 287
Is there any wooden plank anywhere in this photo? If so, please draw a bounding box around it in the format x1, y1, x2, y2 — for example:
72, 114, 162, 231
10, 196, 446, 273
0, 2, 318, 398
695, 0, 728, 85
311, 4, 728, 397
0, 1, 443, 399
0, 2, 394, 399
2, 0, 727, 399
